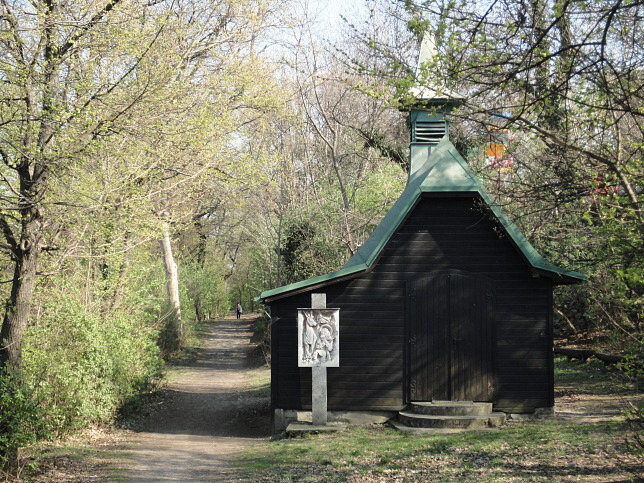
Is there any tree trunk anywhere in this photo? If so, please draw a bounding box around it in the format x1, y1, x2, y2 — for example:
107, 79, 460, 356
0, 0, 54, 373
108, 243, 131, 312
159, 222, 182, 352
0, 210, 42, 373
193, 218, 207, 323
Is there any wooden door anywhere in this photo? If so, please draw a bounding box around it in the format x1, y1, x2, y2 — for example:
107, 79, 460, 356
407, 271, 494, 401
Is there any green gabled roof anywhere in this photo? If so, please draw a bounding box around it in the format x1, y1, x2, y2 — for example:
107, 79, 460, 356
259, 137, 584, 302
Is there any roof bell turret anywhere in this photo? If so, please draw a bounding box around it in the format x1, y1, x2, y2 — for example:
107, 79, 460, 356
408, 35, 463, 176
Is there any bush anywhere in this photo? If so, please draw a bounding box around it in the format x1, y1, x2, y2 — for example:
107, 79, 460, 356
618, 338, 644, 385
0, 370, 49, 472
22, 295, 162, 435
253, 313, 271, 365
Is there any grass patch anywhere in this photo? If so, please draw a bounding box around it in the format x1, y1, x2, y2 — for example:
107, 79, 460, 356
239, 420, 638, 481
238, 421, 636, 481
554, 356, 634, 395
247, 367, 271, 398
238, 358, 642, 481
19, 427, 133, 482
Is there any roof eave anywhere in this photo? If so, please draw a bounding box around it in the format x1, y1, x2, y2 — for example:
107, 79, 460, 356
532, 265, 586, 285
257, 263, 368, 303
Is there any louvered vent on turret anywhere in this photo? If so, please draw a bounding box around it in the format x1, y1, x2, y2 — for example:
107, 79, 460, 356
413, 119, 446, 144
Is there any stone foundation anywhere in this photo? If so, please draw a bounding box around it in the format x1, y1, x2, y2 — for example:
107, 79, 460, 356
273, 406, 554, 433
273, 408, 397, 434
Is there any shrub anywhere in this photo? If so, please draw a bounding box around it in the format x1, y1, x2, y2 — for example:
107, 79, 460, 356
0, 369, 49, 472
22, 295, 162, 435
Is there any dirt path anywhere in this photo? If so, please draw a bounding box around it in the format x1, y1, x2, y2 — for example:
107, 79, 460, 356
123, 316, 270, 481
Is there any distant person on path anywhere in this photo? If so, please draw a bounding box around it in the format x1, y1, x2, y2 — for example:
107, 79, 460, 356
236, 302, 243, 319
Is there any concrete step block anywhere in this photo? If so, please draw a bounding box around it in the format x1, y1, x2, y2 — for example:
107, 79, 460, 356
410, 401, 493, 416
397, 411, 506, 429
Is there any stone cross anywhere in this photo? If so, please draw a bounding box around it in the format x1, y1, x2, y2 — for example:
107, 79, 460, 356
311, 293, 327, 425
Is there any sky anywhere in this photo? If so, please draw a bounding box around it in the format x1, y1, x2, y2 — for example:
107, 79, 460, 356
306, 0, 369, 41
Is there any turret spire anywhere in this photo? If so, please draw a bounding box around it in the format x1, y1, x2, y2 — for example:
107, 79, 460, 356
415, 35, 438, 78
406, 34, 463, 176
409, 34, 463, 105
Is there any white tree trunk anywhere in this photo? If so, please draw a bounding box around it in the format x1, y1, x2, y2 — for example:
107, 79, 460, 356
160, 222, 182, 348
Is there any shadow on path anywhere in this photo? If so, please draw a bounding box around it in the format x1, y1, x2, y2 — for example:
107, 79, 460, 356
122, 316, 270, 482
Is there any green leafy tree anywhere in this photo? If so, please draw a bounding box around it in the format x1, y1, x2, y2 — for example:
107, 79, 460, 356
0, 0, 290, 471
0, 0, 286, 371
345, 0, 641, 348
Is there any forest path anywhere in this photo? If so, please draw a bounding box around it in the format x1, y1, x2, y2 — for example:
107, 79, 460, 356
124, 315, 270, 482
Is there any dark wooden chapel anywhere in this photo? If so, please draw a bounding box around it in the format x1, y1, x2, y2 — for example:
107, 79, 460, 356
258, 57, 584, 430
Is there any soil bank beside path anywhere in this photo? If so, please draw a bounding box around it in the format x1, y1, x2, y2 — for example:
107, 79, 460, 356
122, 315, 270, 481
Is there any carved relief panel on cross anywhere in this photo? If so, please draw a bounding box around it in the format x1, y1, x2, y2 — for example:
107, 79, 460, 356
297, 309, 340, 368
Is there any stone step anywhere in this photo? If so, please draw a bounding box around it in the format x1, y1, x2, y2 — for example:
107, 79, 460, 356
410, 401, 493, 416
398, 411, 506, 429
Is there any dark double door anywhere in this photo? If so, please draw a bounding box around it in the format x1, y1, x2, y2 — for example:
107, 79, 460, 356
407, 270, 494, 401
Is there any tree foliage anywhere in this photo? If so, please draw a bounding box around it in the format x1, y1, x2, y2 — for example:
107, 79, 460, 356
0, 0, 287, 471
232, 23, 409, 295
345, 0, 642, 347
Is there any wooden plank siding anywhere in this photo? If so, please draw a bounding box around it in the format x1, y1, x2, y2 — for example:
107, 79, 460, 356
269, 194, 554, 413
270, 287, 405, 410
